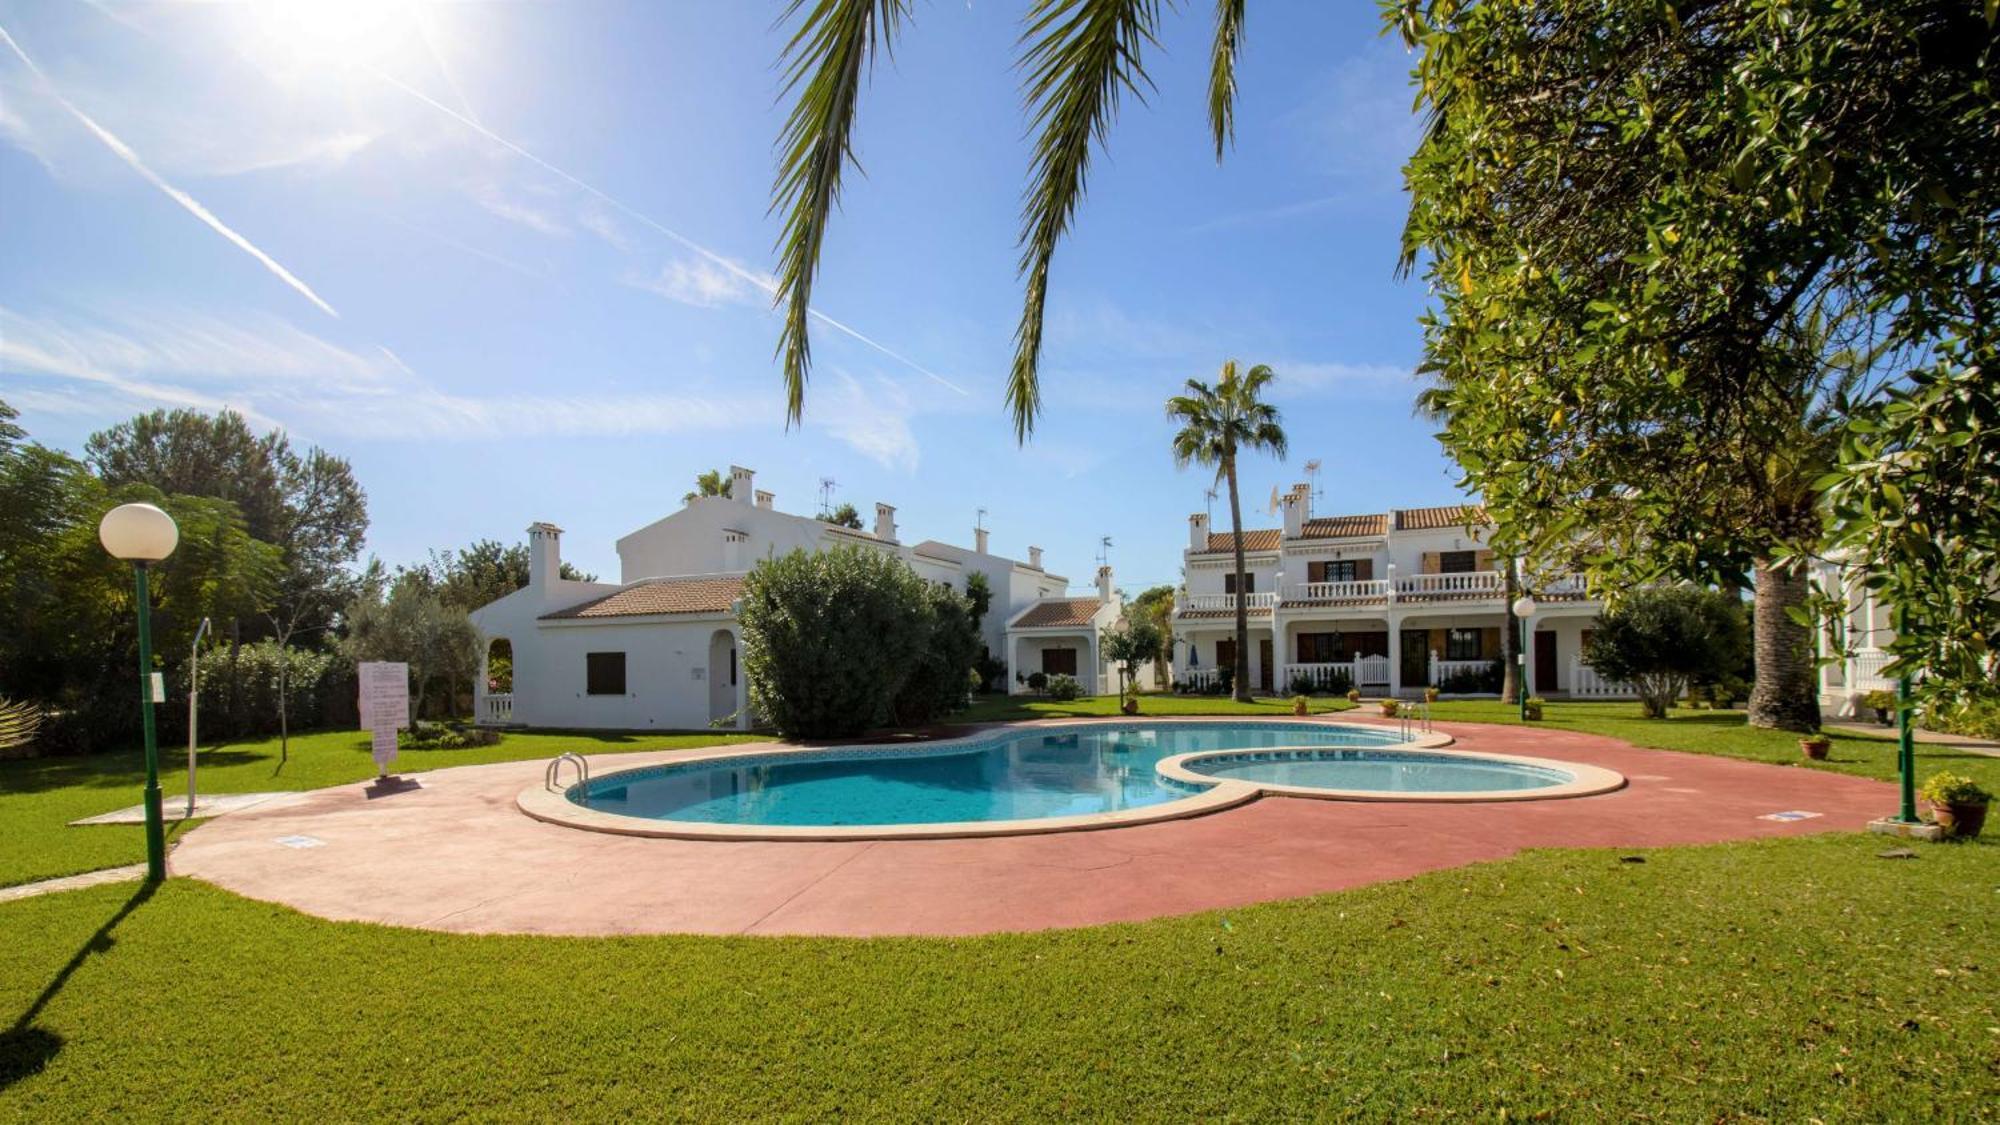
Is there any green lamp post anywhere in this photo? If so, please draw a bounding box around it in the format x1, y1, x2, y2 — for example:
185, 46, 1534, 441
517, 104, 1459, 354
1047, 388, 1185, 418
99, 501, 179, 883
1512, 591, 1537, 721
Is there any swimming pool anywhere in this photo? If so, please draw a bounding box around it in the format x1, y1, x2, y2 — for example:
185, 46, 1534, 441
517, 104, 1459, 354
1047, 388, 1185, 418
518, 720, 1626, 839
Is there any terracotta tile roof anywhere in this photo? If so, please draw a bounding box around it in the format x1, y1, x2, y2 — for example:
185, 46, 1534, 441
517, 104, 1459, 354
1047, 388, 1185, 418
1199, 528, 1282, 554
540, 575, 745, 620
1012, 598, 1103, 628
1174, 608, 1272, 620
1394, 504, 1488, 532
1297, 512, 1389, 539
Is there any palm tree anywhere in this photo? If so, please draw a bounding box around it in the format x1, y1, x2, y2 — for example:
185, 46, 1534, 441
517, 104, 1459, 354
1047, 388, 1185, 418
1413, 381, 1521, 704
770, 0, 1248, 439
683, 469, 731, 505
1168, 361, 1287, 703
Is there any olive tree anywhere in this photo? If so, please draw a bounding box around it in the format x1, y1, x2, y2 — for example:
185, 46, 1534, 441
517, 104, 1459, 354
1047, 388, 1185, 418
1583, 588, 1750, 720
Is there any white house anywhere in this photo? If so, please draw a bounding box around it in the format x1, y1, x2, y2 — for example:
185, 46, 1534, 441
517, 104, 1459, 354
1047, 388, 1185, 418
1171, 485, 1624, 699
1811, 557, 1906, 716
469, 467, 1079, 731
1002, 564, 1126, 696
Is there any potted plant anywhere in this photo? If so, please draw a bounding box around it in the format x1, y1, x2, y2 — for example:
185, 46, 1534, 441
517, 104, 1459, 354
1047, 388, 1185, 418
1380, 699, 1400, 718
1291, 694, 1310, 717
1522, 696, 1546, 721
1861, 689, 1898, 727
1120, 693, 1140, 716
1799, 733, 1831, 760
1346, 688, 1362, 704
1424, 685, 1440, 703
1920, 772, 1990, 838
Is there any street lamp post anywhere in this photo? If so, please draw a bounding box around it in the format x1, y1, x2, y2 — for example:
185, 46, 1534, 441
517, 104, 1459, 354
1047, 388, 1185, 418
99, 502, 179, 883
1512, 592, 1538, 722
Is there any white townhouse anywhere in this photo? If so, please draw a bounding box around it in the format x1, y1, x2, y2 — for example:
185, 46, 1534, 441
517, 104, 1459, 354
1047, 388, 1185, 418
1002, 564, 1127, 696
1810, 557, 1916, 716
1172, 484, 1626, 700
470, 466, 1084, 731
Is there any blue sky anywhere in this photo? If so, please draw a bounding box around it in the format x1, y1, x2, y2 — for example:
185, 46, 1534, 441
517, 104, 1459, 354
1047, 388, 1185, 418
1, 1, 1461, 593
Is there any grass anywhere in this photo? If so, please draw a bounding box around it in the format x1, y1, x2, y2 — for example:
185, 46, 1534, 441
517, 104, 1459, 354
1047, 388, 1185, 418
954, 693, 1356, 723
1, 834, 1993, 1120
0, 728, 761, 889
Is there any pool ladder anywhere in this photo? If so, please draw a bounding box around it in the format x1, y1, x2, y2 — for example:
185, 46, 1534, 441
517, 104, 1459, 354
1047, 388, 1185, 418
1398, 700, 1434, 742
545, 751, 590, 793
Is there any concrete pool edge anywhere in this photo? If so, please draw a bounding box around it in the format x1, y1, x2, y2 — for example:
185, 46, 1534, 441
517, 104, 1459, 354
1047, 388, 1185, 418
514, 717, 1470, 841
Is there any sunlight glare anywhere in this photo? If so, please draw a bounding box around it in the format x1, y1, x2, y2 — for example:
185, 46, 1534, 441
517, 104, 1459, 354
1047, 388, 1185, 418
241, 0, 429, 79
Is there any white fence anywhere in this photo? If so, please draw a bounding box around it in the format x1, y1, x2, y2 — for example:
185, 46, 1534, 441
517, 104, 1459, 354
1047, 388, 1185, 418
1284, 580, 1392, 603
1181, 592, 1279, 612
1568, 661, 1634, 699
480, 693, 514, 725
1395, 571, 1504, 598
1850, 650, 1896, 693
1428, 655, 1493, 690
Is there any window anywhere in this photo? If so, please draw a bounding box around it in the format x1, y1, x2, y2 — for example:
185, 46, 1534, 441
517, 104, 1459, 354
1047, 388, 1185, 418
1444, 628, 1483, 661
1042, 647, 1078, 676
729, 646, 737, 686
1296, 632, 1342, 663
1438, 550, 1478, 574
586, 652, 626, 695
1223, 571, 1257, 594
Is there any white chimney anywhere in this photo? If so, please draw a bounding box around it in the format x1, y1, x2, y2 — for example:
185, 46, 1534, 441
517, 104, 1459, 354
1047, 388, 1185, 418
729, 465, 755, 504
1189, 513, 1210, 551
527, 522, 563, 591
1282, 487, 1306, 538
974, 526, 990, 555
755, 489, 774, 510
722, 530, 746, 571
1028, 545, 1044, 570
1096, 565, 1114, 604
874, 502, 897, 542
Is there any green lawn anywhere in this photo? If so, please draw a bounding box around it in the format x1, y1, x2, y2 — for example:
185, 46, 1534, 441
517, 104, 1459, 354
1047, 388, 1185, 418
2, 833, 1993, 1120
953, 693, 1356, 723
0, 728, 761, 889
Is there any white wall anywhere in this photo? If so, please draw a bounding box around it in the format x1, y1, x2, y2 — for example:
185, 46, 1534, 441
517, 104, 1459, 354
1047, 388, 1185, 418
508, 616, 740, 731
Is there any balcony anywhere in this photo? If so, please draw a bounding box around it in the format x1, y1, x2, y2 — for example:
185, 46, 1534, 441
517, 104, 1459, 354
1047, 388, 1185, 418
479, 693, 514, 726
1393, 571, 1505, 600
1178, 592, 1277, 615
1282, 579, 1392, 604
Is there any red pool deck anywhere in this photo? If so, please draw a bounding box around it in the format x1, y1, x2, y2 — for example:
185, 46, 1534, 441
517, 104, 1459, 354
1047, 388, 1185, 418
171, 720, 1897, 938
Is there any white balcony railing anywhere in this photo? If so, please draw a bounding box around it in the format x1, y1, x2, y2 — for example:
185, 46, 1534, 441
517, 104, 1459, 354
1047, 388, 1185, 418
480, 693, 514, 725
1851, 650, 1896, 692
1181, 592, 1278, 613
1182, 667, 1223, 691
1428, 655, 1493, 689
1568, 661, 1633, 699
1284, 580, 1392, 603
1352, 654, 1392, 686
1394, 571, 1505, 599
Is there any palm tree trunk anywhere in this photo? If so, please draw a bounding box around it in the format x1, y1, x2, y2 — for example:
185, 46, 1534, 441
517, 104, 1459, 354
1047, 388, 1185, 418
1748, 557, 1821, 732
1225, 456, 1253, 703
1500, 557, 1521, 705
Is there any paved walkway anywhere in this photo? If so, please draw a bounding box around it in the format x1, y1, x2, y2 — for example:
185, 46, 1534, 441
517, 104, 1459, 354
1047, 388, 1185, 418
171, 720, 1898, 938
69, 791, 305, 825
0, 864, 146, 905
1822, 720, 1999, 756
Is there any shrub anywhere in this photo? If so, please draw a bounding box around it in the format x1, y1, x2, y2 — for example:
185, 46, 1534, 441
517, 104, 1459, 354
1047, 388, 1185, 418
738, 547, 940, 739
1438, 659, 1504, 694
891, 580, 982, 726
1027, 671, 1049, 692
177, 641, 352, 741
1584, 587, 1749, 718
1919, 771, 1991, 807
1046, 673, 1083, 701
1288, 666, 1353, 696
1923, 694, 2000, 740
398, 722, 502, 750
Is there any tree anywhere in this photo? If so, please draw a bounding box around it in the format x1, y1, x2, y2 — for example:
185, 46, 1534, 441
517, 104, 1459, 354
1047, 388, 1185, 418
815, 502, 864, 529
770, 0, 1257, 438
683, 469, 732, 505
1101, 617, 1163, 704
1391, 0, 1992, 730
1128, 584, 1176, 688
1584, 588, 1749, 720
425, 539, 596, 613
893, 580, 983, 726
342, 572, 482, 724
737, 547, 934, 738
1167, 361, 1287, 703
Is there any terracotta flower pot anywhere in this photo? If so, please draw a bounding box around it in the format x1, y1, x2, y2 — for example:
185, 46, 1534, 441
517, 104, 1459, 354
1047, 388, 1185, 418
1800, 737, 1831, 761
1120, 697, 1139, 716
1932, 800, 1988, 839
1292, 699, 1310, 717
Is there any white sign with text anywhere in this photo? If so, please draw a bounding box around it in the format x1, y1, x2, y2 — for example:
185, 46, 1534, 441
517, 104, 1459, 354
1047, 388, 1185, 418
357, 661, 410, 773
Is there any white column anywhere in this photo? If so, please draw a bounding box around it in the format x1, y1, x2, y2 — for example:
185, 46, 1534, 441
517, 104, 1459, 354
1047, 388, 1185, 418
1387, 614, 1403, 698
731, 628, 749, 730
1272, 615, 1287, 696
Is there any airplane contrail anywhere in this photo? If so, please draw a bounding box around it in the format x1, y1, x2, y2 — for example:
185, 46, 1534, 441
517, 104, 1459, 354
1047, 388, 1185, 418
0, 23, 340, 319
367, 67, 970, 398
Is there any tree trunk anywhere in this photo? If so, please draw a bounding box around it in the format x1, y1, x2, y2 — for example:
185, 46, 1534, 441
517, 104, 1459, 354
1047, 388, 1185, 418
1224, 456, 1253, 703
1748, 557, 1822, 732
1500, 558, 1522, 705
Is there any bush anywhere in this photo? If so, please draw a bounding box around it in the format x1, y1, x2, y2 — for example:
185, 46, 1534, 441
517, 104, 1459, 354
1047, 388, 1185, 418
738, 547, 966, 739
1288, 666, 1354, 696
1584, 587, 1749, 718
1046, 673, 1083, 702
176, 641, 353, 742
1027, 671, 1049, 692
1924, 694, 2000, 740
1438, 659, 1504, 694
892, 580, 982, 726
398, 721, 502, 750
1919, 771, 1991, 807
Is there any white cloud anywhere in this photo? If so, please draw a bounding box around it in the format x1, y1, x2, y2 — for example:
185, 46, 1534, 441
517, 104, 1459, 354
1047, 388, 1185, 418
628, 256, 775, 309
469, 181, 569, 236
816, 372, 919, 472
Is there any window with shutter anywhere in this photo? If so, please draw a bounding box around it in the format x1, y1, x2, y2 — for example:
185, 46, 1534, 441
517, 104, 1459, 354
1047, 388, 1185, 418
586, 652, 626, 696
1439, 550, 1477, 574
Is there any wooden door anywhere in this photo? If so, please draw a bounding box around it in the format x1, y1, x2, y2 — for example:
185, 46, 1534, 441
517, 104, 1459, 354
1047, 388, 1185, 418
1043, 647, 1077, 676
1258, 639, 1273, 692
1400, 630, 1429, 688
1534, 631, 1558, 694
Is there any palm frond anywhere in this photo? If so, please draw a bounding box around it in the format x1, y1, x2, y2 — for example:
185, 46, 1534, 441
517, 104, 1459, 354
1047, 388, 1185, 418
0, 697, 42, 755
1207, 0, 1246, 160
772, 0, 910, 426
1009, 0, 1165, 441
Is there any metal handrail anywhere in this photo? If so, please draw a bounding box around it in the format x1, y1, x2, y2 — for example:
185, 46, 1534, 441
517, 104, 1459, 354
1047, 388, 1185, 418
545, 751, 589, 794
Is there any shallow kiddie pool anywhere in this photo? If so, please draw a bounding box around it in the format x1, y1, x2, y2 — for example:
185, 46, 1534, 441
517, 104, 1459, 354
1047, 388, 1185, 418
518, 720, 1626, 840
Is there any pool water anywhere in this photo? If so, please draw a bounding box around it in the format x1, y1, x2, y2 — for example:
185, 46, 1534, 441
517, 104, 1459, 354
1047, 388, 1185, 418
1183, 749, 1573, 793
576, 722, 1406, 827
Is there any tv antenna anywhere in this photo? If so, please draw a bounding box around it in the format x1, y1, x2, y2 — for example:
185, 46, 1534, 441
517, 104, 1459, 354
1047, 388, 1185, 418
1304, 458, 1324, 508
1096, 536, 1114, 570
1203, 487, 1218, 522
976, 507, 987, 531
818, 477, 838, 515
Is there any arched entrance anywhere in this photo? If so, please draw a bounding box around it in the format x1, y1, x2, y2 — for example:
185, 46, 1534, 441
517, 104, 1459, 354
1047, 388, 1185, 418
477, 637, 514, 725
707, 629, 738, 726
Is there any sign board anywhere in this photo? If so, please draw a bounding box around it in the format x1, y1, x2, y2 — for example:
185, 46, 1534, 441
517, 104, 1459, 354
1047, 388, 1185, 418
357, 661, 410, 773
148, 672, 166, 703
